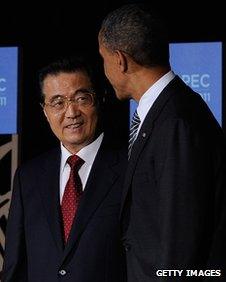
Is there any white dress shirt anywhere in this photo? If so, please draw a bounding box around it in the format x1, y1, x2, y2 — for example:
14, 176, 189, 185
136, 70, 175, 136
59, 133, 104, 203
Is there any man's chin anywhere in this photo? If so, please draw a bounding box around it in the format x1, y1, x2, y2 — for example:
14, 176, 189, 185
62, 139, 85, 154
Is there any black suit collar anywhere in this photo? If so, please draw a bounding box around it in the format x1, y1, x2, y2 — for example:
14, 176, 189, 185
120, 76, 185, 217
37, 140, 122, 263
61, 140, 120, 262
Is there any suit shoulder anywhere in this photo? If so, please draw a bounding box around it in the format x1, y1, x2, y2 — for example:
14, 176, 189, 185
97, 142, 127, 173
16, 147, 60, 175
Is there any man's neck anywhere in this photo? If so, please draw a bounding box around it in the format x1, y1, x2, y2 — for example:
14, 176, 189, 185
130, 66, 171, 102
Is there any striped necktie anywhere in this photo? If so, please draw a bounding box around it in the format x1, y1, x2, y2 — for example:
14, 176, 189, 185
128, 110, 141, 158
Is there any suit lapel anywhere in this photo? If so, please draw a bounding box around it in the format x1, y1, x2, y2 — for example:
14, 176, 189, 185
62, 141, 119, 261
120, 76, 181, 216
38, 148, 64, 252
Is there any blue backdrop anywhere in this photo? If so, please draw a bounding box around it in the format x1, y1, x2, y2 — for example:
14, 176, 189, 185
0, 47, 18, 134
130, 42, 222, 126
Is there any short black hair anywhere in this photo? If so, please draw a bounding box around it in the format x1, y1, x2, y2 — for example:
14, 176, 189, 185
38, 55, 104, 104
99, 3, 170, 67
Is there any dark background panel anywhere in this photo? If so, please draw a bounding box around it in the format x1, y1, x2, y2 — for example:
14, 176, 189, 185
0, 0, 225, 162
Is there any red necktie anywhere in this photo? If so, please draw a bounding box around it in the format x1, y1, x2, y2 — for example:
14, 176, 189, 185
61, 155, 84, 243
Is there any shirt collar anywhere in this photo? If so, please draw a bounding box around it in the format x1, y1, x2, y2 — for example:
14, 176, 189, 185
60, 132, 104, 173
137, 70, 175, 124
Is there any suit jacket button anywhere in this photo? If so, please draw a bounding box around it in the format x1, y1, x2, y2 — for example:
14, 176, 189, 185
59, 269, 67, 276
124, 243, 131, 251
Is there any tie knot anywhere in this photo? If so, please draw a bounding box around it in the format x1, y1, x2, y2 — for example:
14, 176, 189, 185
67, 155, 84, 171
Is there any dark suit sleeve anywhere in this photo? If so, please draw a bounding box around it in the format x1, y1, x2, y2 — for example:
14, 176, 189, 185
154, 117, 226, 272
2, 168, 28, 281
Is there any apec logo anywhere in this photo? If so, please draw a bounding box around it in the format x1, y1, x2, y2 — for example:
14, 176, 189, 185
182, 73, 210, 102
0, 77, 7, 106
170, 42, 222, 125
0, 47, 18, 134
130, 42, 222, 126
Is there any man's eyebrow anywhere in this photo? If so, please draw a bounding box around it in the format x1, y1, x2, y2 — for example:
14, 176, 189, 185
75, 88, 95, 94
45, 94, 63, 101
44, 88, 95, 100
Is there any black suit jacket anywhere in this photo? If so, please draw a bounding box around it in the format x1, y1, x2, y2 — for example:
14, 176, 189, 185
121, 76, 226, 281
2, 139, 127, 282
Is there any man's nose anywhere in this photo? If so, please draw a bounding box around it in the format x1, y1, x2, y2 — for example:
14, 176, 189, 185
65, 101, 80, 118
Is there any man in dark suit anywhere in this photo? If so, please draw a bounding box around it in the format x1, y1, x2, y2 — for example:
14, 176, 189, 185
2, 57, 126, 282
98, 3, 226, 281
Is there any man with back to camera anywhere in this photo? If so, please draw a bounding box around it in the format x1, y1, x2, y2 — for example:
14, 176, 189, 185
98, 3, 226, 281
2, 56, 126, 282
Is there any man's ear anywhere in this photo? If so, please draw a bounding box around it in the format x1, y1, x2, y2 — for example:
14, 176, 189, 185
115, 50, 128, 73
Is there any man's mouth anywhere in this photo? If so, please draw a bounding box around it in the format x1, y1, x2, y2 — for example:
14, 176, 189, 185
65, 122, 83, 129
